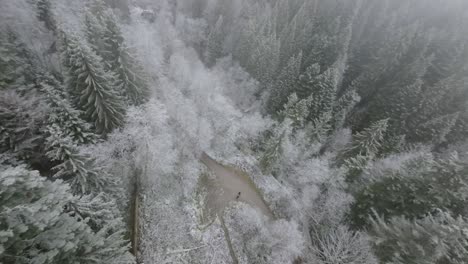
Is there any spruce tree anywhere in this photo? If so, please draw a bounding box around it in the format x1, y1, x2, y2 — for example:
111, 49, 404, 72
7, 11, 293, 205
0, 90, 48, 163
61, 33, 125, 134
0, 38, 16, 88
233, 12, 280, 87
278, 93, 313, 129
267, 52, 302, 114
337, 119, 388, 181
331, 89, 360, 130
36, 0, 57, 33
45, 125, 112, 195
341, 119, 388, 160
0, 165, 134, 264
204, 16, 225, 67
351, 153, 468, 229
259, 120, 291, 174
86, 8, 150, 105
0, 30, 39, 90
308, 67, 339, 120
296, 63, 321, 99
39, 77, 97, 144
370, 212, 468, 264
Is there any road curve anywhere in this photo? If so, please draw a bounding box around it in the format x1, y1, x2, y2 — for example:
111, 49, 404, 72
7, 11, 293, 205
200, 152, 274, 219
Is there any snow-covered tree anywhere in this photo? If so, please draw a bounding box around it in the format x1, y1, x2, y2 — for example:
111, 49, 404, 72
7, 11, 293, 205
370, 211, 468, 264
0, 35, 17, 87
310, 225, 377, 264
69, 192, 124, 232
259, 120, 291, 175
267, 52, 302, 114
344, 0, 468, 146
98, 9, 150, 105
339, 119, 388, 160
224, 206, 305, 264
296, 63, 321, 99
351, 152, 468, 228
45, 125, 112, 195
61, 32, 125, 134
337, 118, 388, 181
232, 11, 281, 86
35, 0, 57, 33
0, 90, 48, 163
0, 30, 39, 89
278, 93, 312, 129
204, 15, 224, 67
84, 5, 150, 106
331, 89, 360, 130
308, 68, 339, 120
39, 77, 97, 144
0, 165, 134, 264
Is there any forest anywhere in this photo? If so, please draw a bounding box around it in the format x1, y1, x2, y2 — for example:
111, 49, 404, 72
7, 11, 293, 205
1, 0, 468, 263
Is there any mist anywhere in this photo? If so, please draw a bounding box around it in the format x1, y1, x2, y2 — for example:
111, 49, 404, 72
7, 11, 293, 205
1, 0, 468, 263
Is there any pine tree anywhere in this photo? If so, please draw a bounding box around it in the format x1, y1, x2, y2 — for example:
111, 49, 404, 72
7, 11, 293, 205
350, 153, 468, 229
0, 165, 134, 264
45, 124, 112, 195
0, 30, 39, 90
61, 32, 125, 134
39, 76, 97, 144
337, 119, 388, 181
259, 120, 291, 174
276, 0, 312, 67
331, 89, 360, 130
370, 211, 468, 264
409, 74, 466, 145
306, 110, 333, 144
233, 11, 281, 87
0, 38, 16, 88
205, 16, 225, 67
86, 8, 150, 105
69, 192, 123, 231
418, 113, 460, 145
267, 52, 302, 114
342, 0, 468, 147
278, 93, 313, 129
36, 0, 57, 33
296, 63, 358, 141
309, 67, 339, 120
0, 90, 48, 162
341, 119, 388, 160
84, 10, 106, 51
296, 63, 321, 99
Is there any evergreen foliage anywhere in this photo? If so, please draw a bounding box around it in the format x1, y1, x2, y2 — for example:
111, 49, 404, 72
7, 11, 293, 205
267, 52, 302, 114
61, 33, 125, 134
204, 16, 225, 67
3, 0, 468, 263
0, 165, 133, 264
336, 118, 388, 182
0, 30, 39, 90
370, 211, 468, 264
259, 121, 291, 174
0, 90, 48, 164
86, 6, 150, 105
340, 119, 388, 160
278, 93, 312, 129
351, 153, 468, 228
39, 78, 97, 144
45, 125, 111, 195
36, 0, 57, 33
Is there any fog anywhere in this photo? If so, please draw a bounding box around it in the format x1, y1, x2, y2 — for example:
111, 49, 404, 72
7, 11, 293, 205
1, 0, 468, 263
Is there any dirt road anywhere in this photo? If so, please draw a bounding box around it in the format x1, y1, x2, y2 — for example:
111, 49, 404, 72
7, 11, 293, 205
200, 152, 273, 218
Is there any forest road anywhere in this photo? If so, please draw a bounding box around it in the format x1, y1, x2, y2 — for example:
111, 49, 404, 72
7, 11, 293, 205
200, 152, 274, 219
